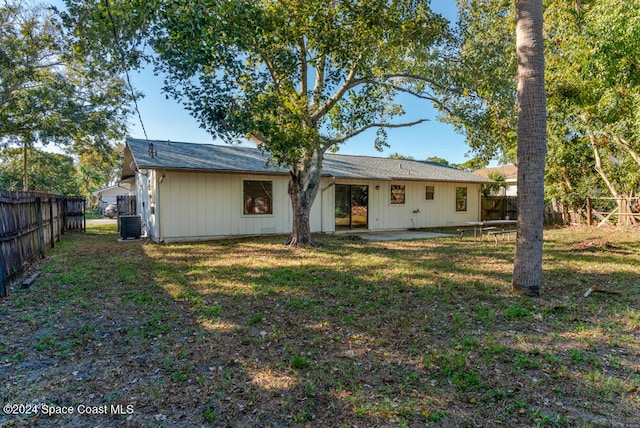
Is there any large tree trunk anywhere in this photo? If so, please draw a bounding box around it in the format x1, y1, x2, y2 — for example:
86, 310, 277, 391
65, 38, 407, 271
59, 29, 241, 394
286, 148, 323, 246
512, 0, 547, 297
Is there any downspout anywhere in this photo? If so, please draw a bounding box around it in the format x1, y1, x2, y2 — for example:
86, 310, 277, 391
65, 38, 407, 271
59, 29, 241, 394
156, 170, 163, 242
478, 185, 483, 221
134, 168, 150, 239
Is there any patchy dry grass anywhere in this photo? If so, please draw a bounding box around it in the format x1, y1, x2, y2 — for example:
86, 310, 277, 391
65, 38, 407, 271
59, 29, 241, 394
1, 225, 638, 427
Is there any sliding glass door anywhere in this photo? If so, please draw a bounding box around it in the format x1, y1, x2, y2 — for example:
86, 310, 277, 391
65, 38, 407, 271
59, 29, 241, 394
335, 185, 368, 230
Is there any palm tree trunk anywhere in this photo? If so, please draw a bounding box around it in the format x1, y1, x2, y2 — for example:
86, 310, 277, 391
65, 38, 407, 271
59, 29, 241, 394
512, 0, 547, 297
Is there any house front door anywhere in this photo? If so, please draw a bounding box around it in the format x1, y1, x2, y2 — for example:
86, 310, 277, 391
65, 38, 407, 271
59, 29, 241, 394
335, 184, 368, 230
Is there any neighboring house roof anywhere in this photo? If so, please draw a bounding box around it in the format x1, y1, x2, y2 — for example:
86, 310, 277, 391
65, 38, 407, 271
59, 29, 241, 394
123, 137, 492, 184
473, 164, 518, 182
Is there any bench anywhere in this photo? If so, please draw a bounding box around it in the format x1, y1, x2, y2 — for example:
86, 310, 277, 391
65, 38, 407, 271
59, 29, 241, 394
487, 229, 516, 245
456, 226, 495, 240
457, 226, 498, 241
456, 227, 472, 240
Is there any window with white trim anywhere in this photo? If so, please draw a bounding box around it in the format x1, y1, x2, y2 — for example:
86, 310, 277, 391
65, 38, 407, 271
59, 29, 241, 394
455, 187, 467, 212
390, 185, 405, 204
243, 180, 273, 215
425, 185, 435, 200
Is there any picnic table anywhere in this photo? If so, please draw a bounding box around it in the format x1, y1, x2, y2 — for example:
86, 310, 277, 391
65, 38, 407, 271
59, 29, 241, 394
459, 220, 518, 243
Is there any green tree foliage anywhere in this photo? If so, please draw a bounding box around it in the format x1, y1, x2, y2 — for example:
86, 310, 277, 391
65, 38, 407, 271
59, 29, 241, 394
545, 132, 597, 208
448, 0, 640, 211
454, 157, 488, 172
437, 0, 518, 164
64, 0, 454, 245
424, 156, 450, 166
388, 153, 415, 160
545, 0, 640, 204
77, 142, 124, 195
482, 171, 507, 197
0, 146, 83, 195
0, 0, 131, 190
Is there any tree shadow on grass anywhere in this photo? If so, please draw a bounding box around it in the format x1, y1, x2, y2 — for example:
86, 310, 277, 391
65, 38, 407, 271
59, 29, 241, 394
2, 227, 638, 427
139, 232, 639, 426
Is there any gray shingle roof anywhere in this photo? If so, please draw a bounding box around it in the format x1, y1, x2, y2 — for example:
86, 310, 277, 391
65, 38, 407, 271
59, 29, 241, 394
124, 137, 492, 184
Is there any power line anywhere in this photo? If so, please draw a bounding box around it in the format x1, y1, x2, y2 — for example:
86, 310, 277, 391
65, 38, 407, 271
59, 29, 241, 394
103, 0, 149, 141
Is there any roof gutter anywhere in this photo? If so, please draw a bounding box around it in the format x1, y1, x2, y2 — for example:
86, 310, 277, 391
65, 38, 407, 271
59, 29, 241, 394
156, 170, 163, 243
129, 165, 492, 184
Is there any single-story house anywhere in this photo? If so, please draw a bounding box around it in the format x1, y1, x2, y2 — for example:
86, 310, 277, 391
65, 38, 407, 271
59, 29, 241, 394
473, 164, 518, 197
92, 183, 132, 211
121, 137, 493, 242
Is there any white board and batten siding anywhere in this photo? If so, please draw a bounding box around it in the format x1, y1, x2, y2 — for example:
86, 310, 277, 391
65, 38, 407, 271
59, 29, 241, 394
137, 169, 482, 242
379, 180, 482, 229
148, 171, 324, 242
329, 179, 482, 231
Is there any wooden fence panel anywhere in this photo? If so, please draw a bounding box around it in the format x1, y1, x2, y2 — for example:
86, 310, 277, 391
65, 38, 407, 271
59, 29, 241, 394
544, 204, 564, 225
481, 196, 518, 221
64, 196, 86, 231
117, 195, 136, 216
0, 190, 83, 297
482, 196, 564, 224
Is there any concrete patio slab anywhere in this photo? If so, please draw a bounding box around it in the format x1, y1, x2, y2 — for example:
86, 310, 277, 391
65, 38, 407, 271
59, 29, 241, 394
353, 231, 455, 241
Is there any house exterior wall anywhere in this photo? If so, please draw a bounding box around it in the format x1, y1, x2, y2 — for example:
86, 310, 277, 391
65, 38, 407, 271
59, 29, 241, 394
332, 179, 482, 230
487, 181, 517, 197
136, 170, 482, 242
147, 171, 324, 242
132, 169, 159, 240
94, 184, 132, 210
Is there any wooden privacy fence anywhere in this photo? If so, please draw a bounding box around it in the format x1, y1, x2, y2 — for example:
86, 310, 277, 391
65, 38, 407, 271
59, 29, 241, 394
481, 196, 518, 221
482, 196, 564, 225
116, 195, 137, 216
0, 190, 86, 297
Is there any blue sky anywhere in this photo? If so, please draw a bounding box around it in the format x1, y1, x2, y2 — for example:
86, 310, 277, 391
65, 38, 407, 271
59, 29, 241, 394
55, 1, 477, 165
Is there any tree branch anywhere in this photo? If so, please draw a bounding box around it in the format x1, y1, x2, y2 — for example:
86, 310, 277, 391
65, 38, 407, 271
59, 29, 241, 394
377, 73, 465, 96
591, 132, 620, 199
329, 118, 430, 146
311, 71, 462, 122
373, 81, 455, 115
380, 82, 439, 101
310, 54, 363, 121
613, 135, 640, 167
298, 36, 307, 98
310, 54, 325, 112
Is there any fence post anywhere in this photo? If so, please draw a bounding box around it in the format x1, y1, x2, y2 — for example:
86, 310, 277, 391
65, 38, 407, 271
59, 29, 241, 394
62, 197, 66, 233
0, 260, 6, 298
36, 197, 45, 258
587, 197, 593, 226
49, 196, 55, 248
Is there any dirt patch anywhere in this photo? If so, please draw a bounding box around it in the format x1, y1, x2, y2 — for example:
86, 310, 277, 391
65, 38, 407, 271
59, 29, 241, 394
573, 237, 633, 254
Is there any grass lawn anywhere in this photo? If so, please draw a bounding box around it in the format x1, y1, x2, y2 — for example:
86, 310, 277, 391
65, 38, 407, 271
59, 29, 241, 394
1, 225, 638, 427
